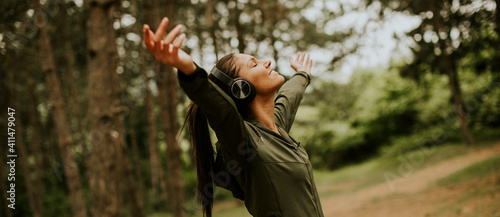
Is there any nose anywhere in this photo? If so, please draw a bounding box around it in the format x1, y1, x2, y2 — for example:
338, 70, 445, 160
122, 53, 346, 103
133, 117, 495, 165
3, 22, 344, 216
263, 60, 271, 68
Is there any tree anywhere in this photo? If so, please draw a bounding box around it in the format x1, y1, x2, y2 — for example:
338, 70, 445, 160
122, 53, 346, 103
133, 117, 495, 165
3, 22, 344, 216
15, 104, 41, 217
429, 0, 474, 145
156, 1, 186, 215
142, 0, 186, 215
85, 0, 124, 215
370, 0, 499, 145
33, 0, 88, 216
28, 83, 45, 217
140, 0, 170, 202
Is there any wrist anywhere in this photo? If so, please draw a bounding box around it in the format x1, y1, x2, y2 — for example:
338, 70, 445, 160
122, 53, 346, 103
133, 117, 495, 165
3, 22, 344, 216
295, 70, 311, 82
295, 69, 310, 76
179, 62, 197, 75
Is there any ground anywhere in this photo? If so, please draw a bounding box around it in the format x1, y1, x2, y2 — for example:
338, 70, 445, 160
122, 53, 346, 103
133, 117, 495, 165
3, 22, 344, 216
209, 142, 500, 217
321, 143, 500, 217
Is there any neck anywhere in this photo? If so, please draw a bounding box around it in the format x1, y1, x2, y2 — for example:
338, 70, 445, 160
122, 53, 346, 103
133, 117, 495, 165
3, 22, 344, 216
248, 94, 280, 135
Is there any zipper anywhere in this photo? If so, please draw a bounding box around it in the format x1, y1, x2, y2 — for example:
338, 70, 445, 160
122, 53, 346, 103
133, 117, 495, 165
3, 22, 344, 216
256, 124, 298, 150
283, 127, 321, 216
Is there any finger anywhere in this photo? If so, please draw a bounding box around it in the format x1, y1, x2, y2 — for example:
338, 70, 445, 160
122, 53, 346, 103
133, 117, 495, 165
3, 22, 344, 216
171, 33, 186, 54
154, 20, 169, 53
154, 37, 163, 54
173, 33, 186, 48
298, 51, 305, 64
305, 53, 310, 67
164, 25, 183, 45
143, 25, 155, 53
308, 59, 313, 72
289, 56, 296, 69
154, 17, 169, 42
143, 25, 150, 46
295, 52, 300, 62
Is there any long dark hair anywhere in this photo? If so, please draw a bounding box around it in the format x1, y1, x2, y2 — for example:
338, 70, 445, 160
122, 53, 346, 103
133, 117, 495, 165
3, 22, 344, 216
185, 54, 241, 217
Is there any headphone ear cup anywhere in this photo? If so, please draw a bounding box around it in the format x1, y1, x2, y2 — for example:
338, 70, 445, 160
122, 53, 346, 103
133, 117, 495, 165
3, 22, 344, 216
230, 78, 256, 104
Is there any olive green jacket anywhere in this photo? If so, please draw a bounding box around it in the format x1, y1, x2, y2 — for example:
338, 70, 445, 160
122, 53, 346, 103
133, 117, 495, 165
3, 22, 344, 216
178, 66, 324, 217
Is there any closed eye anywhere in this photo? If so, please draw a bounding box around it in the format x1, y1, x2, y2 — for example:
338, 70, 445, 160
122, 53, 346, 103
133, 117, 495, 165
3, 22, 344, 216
248, 57, 258, 68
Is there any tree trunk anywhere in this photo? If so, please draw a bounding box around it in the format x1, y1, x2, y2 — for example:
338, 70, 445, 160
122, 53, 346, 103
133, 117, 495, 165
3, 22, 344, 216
58, 1, 94, 194
143, 63, 168, 201
3, 77, 15, 217
271, 36, 280, 73
158, 65, 186, 217
156, 2, 186, 216
143, 0, 170, 203
493, 0, 500, 74
128, 113, 145, 207
85, 0, 124, 216
430, 1, 475, 145
28, 83, 45, 217
206, 0, 219, 60
60, 1, 88, 161
60, 1, 82, 131
119, 128, 145, 217
145, 79, 160, 193
144, 64, 170, 201
235, 8, 246, 53
126, 0, 146, 204
14, 108, 42, 217
0, 142, 13, 217
34, 1, 88, 217
496, 0, 500, 37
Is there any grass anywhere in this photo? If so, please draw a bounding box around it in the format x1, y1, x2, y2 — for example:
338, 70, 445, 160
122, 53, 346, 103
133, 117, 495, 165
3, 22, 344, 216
429, 173, 500, 217
425, 144, 500, 217
313, 142, 477, 199
211, 203, 252, 217
436, 155, 500, 186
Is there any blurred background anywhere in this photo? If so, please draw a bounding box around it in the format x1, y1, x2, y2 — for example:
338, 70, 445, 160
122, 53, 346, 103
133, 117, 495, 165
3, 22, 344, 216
1, 0, 499, 216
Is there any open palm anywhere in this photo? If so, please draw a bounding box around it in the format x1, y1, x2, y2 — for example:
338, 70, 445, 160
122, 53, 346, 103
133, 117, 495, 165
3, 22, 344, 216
143, 17, 196, 74
289, 52, 312, 76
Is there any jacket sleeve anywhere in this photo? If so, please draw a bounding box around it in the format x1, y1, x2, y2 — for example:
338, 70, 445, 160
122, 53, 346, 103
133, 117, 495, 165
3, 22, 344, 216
178, 65, 250, 163
274, 71, 310, 133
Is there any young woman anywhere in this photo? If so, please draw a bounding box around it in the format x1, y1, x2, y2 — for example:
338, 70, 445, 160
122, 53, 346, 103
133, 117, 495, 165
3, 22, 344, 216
143, 17, 324, 217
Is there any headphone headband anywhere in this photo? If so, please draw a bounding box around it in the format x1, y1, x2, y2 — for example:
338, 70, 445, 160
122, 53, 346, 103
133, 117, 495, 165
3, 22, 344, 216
210, 67, 233, 86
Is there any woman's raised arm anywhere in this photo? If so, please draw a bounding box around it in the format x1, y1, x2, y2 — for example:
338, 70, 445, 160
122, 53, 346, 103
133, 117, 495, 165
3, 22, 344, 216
274, 52, 313, 133
143, 17, 196, 74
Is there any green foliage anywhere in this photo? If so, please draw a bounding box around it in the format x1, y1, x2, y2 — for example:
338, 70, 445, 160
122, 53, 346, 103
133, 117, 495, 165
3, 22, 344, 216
183, 169, 197, 199
380, 123, 459, 157
42, 178, 73, 217
299, 56, 500, 169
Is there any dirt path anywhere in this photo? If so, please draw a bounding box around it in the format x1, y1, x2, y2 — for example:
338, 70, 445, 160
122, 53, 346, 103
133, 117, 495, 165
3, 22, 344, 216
322, 143, 500, 217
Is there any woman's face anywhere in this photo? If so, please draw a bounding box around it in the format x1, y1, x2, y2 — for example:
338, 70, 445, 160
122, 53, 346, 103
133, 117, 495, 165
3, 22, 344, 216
234, 54, 285, 96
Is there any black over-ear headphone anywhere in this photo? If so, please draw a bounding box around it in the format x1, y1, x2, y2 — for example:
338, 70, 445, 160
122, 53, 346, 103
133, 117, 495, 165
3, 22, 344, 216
210, 66, 256, 104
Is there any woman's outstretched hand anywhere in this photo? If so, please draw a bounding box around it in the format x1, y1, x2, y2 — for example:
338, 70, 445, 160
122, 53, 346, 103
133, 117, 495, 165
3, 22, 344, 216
143, 17, 196, 74
289, 52, 312, 77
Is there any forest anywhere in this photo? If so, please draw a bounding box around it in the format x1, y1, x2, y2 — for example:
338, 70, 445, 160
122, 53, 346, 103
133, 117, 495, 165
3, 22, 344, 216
0, 0, 499, 216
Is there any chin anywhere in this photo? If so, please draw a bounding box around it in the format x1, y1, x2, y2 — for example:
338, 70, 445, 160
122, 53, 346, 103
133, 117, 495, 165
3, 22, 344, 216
277, 74, 285, 84
274, 75, 285, 89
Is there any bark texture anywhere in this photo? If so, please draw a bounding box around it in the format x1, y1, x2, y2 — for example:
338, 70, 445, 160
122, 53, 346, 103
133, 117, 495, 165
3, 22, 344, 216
35, 0, 88, 216
156, 1, 186, 216
28, 84, 45, 217
430, 1, 474, 145
86, 0, 123, 216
